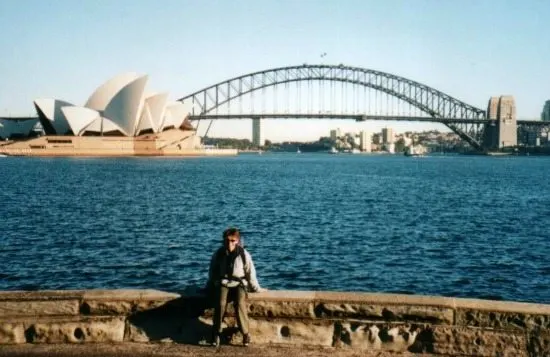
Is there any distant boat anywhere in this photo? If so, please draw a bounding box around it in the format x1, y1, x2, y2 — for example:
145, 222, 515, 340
350, 148, 361, 154
328, 147, 338, 154
0, 154, 7, 157
297, 147, 301, 154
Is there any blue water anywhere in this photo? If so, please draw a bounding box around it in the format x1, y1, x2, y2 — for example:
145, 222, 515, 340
1, 154, 549, 303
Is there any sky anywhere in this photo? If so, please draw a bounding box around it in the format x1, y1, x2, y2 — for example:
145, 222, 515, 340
0, 0, 548, 142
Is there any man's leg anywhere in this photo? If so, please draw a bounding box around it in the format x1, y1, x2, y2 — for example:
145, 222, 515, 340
234, 286, 250, 344
213, 286, 229, 343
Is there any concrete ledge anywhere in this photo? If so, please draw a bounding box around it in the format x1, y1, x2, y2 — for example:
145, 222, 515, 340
0, 289, 548, 356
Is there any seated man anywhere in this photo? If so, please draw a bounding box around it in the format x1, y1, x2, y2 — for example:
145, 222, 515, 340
207, 227, 264, 347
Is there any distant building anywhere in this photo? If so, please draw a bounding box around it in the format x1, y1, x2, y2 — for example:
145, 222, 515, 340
252, 118, 264, 147
542, 100, 550, 121
381, 127, 394, 144
359, 130, 371, 152
0, 118, 39, 140
329, 128, 341, 141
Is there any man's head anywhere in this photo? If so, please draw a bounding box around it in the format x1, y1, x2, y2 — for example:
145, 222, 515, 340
223, 227, 240, 252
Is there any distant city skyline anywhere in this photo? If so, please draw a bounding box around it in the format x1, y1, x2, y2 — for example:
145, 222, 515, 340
1, 0, 548, 142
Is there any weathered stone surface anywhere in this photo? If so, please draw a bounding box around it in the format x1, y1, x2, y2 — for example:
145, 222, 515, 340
25, 316, 125, 343
247, 318, 334, 346
527, 328, 550, 357
334, 322, 421, 352
81, 300, 172, 315
125, 321, 153, 343
125, 308, 194, 343
314, 292, 455, 308
456, 297, 550, 316
82, 289, 179, 301
248, 300, 315, 319
430, 326, 527, 357
0, 322, 25, 344
315, 303, 453, 324
0, 300, 79, 317
0, 288, 548, 357
0, 290, 84, 301
456, 309, 550, 330
249, 290, 316, 302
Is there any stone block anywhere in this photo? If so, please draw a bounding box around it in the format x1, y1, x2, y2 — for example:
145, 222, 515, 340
527, 328, 550, 357
125, 309, 196, 343
249, 290, 316, 302
0, 300, 79, 317
0, 322, 25, 344
314, 303, 453, 324
455, 298, 550, 318
456, 309, 550, 330
248, 300, 315, 319
82, 289, 179, 301
430, 326, 527, 357
80, 299, 172, 315
25, 316, 125, 343
334, 322, 421, 352
80, 289, 181, 316
247, 318, 334, 346
0, 290, 84, 301
314, 291, 454, 307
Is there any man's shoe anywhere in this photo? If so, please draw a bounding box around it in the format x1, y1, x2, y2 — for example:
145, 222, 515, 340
243, 334, 250, 347
212, 334, 220, 347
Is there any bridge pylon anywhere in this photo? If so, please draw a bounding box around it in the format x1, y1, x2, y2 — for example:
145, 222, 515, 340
482, 96, 517, 150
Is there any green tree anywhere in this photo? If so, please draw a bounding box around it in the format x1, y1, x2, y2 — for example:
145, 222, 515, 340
395, 138, 406, 153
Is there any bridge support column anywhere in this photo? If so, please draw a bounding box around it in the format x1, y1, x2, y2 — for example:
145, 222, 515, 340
252, 117, 264, 148
483, 96, 517, 150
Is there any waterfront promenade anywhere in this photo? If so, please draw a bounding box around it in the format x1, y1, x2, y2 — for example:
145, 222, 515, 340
0, 289, 548, 356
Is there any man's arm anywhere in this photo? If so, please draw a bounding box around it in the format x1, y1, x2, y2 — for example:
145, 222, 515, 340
244, 250, 262, 292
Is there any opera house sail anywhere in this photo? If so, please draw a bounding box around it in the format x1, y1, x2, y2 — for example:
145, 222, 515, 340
0, 73, 236, 157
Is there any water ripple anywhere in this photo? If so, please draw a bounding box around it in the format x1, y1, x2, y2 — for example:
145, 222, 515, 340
0, 154, 549, 303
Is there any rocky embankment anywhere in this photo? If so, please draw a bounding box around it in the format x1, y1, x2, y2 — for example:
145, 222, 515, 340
0, 289, 549, 356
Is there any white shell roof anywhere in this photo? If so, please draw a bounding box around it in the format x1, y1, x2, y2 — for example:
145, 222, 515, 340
34, 98, 75, 135
85, 72, 140, 111
61, 106, 101, 136
102, 75, 148, 136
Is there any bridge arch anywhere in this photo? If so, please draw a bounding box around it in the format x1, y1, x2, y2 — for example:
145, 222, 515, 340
178, 64, 487, 149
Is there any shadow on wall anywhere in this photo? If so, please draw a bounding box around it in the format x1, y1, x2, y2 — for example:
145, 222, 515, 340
127, 286, 211, 344
128, 286, 245, 345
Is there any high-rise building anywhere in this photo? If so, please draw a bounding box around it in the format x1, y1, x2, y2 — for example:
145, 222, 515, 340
359, 130, 371, 152
542, 100, 550, 121
252, 118, 264, 147
381, 127, 394, 144
329, 128, 341, 141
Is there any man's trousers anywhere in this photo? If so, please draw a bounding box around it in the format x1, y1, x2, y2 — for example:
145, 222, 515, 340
213, 285, 249, 336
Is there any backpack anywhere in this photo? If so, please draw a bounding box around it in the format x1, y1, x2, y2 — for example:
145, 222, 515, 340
214, 245, 247, 276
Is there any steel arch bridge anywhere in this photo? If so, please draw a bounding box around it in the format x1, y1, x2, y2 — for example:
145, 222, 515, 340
178, 64, 488, 150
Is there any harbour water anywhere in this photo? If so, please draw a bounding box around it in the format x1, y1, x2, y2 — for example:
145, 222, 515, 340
1, 153, 549, 303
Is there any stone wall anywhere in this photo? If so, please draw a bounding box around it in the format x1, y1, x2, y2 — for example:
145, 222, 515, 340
0, 289, 548, 356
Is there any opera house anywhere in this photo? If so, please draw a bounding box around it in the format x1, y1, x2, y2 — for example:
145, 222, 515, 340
0, 73, 234, 157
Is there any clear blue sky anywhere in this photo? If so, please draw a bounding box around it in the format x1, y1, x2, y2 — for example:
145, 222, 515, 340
0, 0, 548, 141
